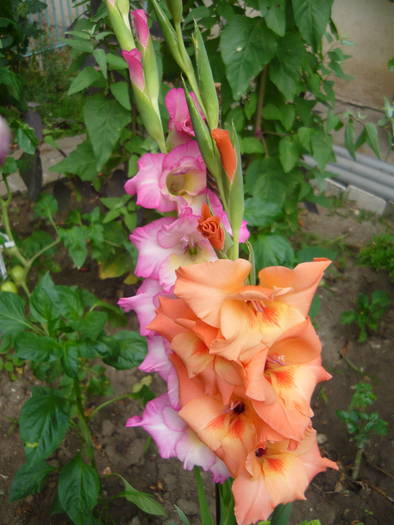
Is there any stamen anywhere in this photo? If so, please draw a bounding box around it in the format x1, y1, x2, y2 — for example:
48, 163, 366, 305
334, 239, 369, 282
255, 447, 266, 457
232, 402, 245, 415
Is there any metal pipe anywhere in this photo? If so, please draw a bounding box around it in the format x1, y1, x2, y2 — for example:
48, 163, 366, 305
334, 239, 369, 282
333, 145, 394, 176
333, 155, 394, 188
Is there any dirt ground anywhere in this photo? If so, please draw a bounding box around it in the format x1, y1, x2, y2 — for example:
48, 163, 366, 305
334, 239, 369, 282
0, 189, 393, 525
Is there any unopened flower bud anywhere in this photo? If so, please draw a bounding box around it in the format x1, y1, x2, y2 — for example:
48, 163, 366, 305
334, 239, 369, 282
0, 116, 11, 165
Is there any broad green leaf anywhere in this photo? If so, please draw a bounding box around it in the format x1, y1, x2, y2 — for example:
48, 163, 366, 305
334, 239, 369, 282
115, 474, 166, 516
93, 48, 107, 79
291, 0, 333, 49
241, 137, 265, 154
110, 81, 131, 110
49, 139, 97, 182
58, 455, 100, 525
56, 286, 84, 319
297, 127, 312, 152
0, 292, 28, 335
253, 234, 295, 268
20, 386, 70, 464
16, 127, 36, 155
220, 16, 277, 99
244, 197, 281, 226
244, 93, 257, 120
61, 344, 80, 378
106, 52, 128, 70
264, 0, 286, 36
68, 67, 102, 96
83, 95, 131, 170
77, 311, 108, 340
279, 136, 299, 173
311, 130, 333, 171
263, 103, 295, 130
364, 122, 381, 158
29, 273, 60, 324
10, 460, 54, 501
103, 330, 147, 370
59, 226, 89, 268
245, 158, 286, 206
66, 39, 94, 53
15, 333, 60, 362
269, 32, 306, 100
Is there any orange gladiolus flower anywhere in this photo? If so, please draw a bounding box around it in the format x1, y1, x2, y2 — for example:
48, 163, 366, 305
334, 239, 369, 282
198, 203, 225, 251
232, 429, 337, 525
211, 128, 237, 182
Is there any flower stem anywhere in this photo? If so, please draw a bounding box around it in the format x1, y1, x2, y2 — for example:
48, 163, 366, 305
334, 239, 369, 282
89, 392, 135, 419
193, 466, 214, 525
352, 446, 364, 480
254, 67, 269, 157
74, 379, 96, 468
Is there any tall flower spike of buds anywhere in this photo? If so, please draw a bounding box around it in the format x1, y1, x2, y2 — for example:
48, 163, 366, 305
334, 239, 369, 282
131, 9, 160, 104
105, 0, 135, 50
122, 49, 145, 91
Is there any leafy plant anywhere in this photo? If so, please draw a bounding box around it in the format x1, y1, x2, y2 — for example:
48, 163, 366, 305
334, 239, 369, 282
1, 274, 163, 523
337, 382, 388, 479
358, 233, 394, 282
340, 290, 391, 342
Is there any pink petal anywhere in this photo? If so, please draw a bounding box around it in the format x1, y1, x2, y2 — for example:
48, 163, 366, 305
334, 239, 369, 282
122, 49, 144, 91
131, 9, 149, 48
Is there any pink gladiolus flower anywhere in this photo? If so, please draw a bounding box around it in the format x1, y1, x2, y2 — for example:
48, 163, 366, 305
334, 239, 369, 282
118, 278, 163, 336
165, 88, 204, 147
130, 209, 217, 291
122, 49, 145, 91
126, 393, 230, 482
131, 9, 149, 48
0, 116, 11, 165
125, 141, 207, 214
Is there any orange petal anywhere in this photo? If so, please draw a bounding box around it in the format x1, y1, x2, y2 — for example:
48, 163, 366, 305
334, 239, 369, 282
211, 128, 237, 182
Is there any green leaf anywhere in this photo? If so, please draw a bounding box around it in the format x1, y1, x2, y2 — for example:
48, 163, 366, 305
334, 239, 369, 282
264, 0, 286, 36
10, 460, 54, 501
344, 120, 356, 160
16, 127, 36, 155
20, 386, 70, 464
93, 48, 107, 79
297, 127, 312, 152
253, 234, 295, 268
291, 0, 333, 49
279, 136, 299, 173
0, 292, 28, 335
110, 82, 131, 110
296, 246, 337, 263
115, 474, 166, 516
15, 333, 60, 362
33, 193, 58, 219
244, 93, 257, 120
29, 273, 60, 324
83, 95, 131, 170
58, 455, 100, 525
220, 16, 277, 99
66, 38, 94, 53
263, 103, 295, 130
244, 197, 281, 226
241, 137, 265, 154
77, 311, 108, 340
269, 33, 306, 101
106, 52, 128, 70
49, 139, 98, 182
68, 67, 102, 96
59, 226, 89, 268
364, 122, 381, 158
103, 330, 147, 370
311, 130, 333, 171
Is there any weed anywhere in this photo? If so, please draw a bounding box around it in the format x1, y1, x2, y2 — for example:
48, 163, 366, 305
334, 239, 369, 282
358, 233, 394, 282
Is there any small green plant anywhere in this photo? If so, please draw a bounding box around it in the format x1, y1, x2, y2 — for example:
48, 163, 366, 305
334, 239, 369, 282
337, 382, 388, 480
358, 233, 394, 282
340, 290, 391, 342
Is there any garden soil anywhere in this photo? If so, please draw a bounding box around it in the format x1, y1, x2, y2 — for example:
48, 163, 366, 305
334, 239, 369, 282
0, 186, 393, 525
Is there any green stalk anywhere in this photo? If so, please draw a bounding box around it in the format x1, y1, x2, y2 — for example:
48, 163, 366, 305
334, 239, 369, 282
352, 446, 363, 480
74, 379, 96, 468
193, 466, 214, 525
89, 392, 134, 419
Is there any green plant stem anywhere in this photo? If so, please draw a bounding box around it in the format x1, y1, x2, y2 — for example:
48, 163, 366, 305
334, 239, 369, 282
352, 446, 364, 480
254, 67, 269, 157
89, 393, 134, 419
26, 238, 61, 269
193, 466, 214, 525
0, 198, 29, 268
74, 379, 96, 468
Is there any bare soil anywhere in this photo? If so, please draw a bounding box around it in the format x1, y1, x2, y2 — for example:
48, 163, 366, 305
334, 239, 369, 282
0, 187, 393, 525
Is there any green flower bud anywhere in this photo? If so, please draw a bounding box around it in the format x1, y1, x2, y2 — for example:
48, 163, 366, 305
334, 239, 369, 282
165, 0, 183, 24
